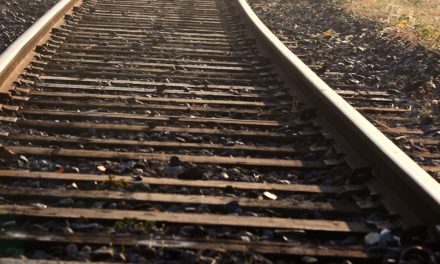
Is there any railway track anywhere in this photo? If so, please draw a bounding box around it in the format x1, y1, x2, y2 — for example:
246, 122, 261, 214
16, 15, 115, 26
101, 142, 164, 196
251, 0, 440, 178
0, 0, 438, 263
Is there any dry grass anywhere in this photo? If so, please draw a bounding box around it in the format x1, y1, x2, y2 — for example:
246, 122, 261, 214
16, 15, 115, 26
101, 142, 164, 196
341, 0, 440, 49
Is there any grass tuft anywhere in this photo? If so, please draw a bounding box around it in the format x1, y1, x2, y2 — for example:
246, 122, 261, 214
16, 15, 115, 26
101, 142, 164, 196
114, 218, 155, 232
341, 0, 440, 49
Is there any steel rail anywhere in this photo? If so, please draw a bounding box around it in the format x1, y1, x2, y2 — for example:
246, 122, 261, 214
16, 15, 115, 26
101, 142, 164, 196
0, 0, 82, 94
235, 0, 440, 228
0, 0, 438, 261
0, 0, 437, 228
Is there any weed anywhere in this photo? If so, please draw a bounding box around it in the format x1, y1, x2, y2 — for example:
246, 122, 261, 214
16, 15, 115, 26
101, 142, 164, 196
103, 175, 128, 188
418, 107, 434, 125
113, 218, 155, 232
341, 0, 440, 49
288, 0, 301, 8
419, 107, 432, 117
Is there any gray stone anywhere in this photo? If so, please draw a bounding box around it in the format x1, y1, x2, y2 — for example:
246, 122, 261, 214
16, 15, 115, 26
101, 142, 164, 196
107, 202, 117, 209
133, 168, 144, 175
58, 197, 74, 206
80, 245, 92, 255
301, 256, 318, 263
63, 227, 74, 234
364, 232, 381, 246
65, 243, 78, 258
76, 252, 90, 261
71, 223, 100, 231
32, 250, 52, 260
1, 221, 16, 227
220, 172, 229, 179
31, 203, 47, 209
92, 246, 114, 260
92, 201, 104, 209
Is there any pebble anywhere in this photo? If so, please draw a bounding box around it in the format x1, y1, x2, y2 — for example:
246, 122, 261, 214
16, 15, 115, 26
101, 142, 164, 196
379, 228, 399, 247
87, 127, 96, 136
107, 202, 117, 209
163, 165, 183, 177
301, 256, 318, 263
240, 234, 251, 242
220, 171, 229, 179
58, 197, 74, 206
339, 235, 358, 246
65, 243, 78, 258
133, 162, 147, 170
31, 203, 47, 209
91, 246, 114, 260
74, 200, 85, 207
131, 174, 143, 181
262, 229, 274, 239
63, 227, 74, 234
179, 225, 207, 237
419, 114, 434, 125
92, 201, 104, 209
115, 252, 126, 261
133, 168, 144, 175
70, 166, 80, 173
76, 252, 90, 261
18, 155, 29, 163
80, 245, 92, 255
196, 204, 210, 213
97, 165, 106, 172
128, 253, 147, 263
32, 250, 52, 260
274, 230, 307, 242
177, 166, 205, 180
131, 182, 150, 191
28, 224, 48, 232
181, 251, 197, 263
169, 156, 181, 167
168, 204, 182, 212
263, 191, 277, 200
364, 232, 381, 246
71, 223, 100, 231
1, 220, 16, 227
225, 201, 240, 213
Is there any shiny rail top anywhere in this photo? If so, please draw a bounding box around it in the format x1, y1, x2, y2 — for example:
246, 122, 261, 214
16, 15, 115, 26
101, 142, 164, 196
0, 0, 437, 262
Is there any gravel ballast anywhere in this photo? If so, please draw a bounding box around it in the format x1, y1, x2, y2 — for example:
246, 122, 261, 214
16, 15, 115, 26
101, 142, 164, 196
250, 0, 440, 181
0, 0, 60, 54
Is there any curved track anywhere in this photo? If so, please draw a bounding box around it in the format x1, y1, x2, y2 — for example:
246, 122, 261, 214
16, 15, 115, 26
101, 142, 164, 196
0, 0, 438, 263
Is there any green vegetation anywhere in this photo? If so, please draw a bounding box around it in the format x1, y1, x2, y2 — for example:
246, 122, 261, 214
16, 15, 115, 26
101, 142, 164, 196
113, 218, 155, 232
103, 175, 128, 188
418, 107, 434, 125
